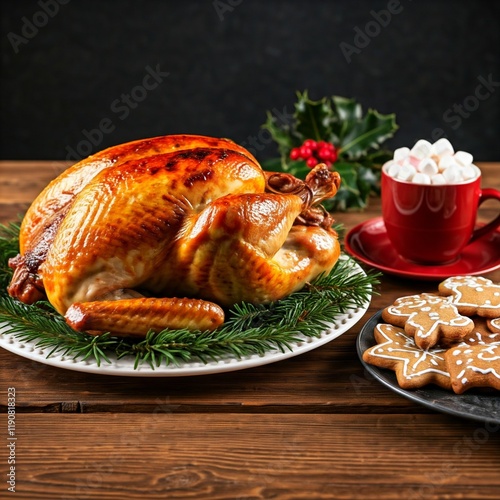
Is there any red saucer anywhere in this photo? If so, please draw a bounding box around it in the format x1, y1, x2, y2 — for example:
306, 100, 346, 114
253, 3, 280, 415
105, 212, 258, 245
345, 217, 500, 280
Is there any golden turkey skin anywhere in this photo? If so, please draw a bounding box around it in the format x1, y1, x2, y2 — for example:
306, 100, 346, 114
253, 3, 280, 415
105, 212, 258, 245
8, 135, 341, 336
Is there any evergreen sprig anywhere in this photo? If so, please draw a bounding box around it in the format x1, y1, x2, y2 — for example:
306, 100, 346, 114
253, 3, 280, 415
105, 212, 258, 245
0, 223, 378, 370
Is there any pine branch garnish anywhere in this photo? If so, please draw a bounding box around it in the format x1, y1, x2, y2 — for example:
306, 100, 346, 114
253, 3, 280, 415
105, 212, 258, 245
0, 223, 379, 370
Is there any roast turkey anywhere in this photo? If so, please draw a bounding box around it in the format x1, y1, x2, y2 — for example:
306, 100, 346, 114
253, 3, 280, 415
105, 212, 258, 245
8, 135, 341, 336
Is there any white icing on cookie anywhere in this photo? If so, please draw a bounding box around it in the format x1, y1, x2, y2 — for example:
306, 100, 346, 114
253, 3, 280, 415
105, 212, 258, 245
488, 317, 500, 333
368, 324, 449, 380
385, 294, 473, 344
447, 341, 500, 382
440, 276, 500, 312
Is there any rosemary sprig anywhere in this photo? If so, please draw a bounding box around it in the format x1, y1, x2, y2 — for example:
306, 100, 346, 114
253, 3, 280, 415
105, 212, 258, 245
0, 223, 379, 369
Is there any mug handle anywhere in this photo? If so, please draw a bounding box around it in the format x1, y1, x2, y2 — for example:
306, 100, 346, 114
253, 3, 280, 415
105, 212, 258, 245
470, 188, 500, 243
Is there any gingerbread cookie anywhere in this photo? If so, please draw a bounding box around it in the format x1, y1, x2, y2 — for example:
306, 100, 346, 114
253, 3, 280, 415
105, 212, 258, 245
445, 339, 500, 394
438, 276, 500, 318
363, 276, 500, 394
362, 323, 451, 390
382, 293, 474, 350
487, 317, 500, 334
440, 317, 500, 347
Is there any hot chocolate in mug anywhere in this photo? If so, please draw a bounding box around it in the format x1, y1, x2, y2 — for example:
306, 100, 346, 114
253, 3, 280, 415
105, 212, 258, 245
381, 164, 500, 264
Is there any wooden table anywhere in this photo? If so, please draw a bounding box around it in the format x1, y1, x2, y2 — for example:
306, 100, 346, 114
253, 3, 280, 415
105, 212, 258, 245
1, 161, 499, 500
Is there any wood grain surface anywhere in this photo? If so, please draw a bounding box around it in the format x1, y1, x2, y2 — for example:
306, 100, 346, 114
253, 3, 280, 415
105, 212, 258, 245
0, 161, 499, 499
11, 413, 500, 500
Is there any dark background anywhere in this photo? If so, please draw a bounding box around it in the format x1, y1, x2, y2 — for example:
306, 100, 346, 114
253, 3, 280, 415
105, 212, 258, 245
1, 0, 499, 162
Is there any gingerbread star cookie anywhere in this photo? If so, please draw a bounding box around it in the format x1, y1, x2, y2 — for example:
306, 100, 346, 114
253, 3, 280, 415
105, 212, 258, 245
438, 276, 500, 318
445, 339, 500, 394
362, 323, 452, 390
382, 293, 474, 350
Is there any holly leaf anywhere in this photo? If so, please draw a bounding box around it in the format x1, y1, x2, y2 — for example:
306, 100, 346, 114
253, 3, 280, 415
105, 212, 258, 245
294, 91, 333, 142
332, 96, 363, 123
329, 162, 362, 211
360, 149, 394, 169
338, 108, 398, 160
329, 96, 361, 144
285, 160, 310, 178
262, 110, 295, 161
324, 162, 378, 211
260, 157, 284, 172
261, 158, 309, 177
357, 164, 379, 199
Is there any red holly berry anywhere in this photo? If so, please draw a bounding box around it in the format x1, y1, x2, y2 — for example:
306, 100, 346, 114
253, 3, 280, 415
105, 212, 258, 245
303, 139, 317, 150
299, 145, 312, 158
289, 139, 338, 167
306, 157, 317, 168
290, 147, 301, 160
317, 147, 332, 161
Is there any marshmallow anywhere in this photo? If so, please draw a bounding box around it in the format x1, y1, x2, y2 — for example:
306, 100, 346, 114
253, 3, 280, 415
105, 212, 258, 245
386, 139, 479, 185
442, 165, 462, 183
417, 158, 439, 176
462, 164, 478, 180
412, 172, 431, 185
438, 155, 456, 171
387, 162, 401, 177
410, 139, 432, 160
431, 138, 454, 157
404, 156, 421, 168
397, 164, 417, 182
393, 147, 410, 162
431, 174, 447, 185
454, 150, 474, 167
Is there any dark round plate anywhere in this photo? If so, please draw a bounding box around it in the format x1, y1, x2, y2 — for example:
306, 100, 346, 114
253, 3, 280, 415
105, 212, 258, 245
356, 310, 500, 425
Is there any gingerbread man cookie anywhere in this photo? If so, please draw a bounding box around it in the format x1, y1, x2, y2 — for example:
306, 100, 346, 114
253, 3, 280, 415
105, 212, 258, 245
438, 276, 500, 318
362, 324, 451, 390
382, 293, 474, 350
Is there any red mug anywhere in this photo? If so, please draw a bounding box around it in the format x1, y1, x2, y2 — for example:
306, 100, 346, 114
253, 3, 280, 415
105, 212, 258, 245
381, 165, 500, 264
